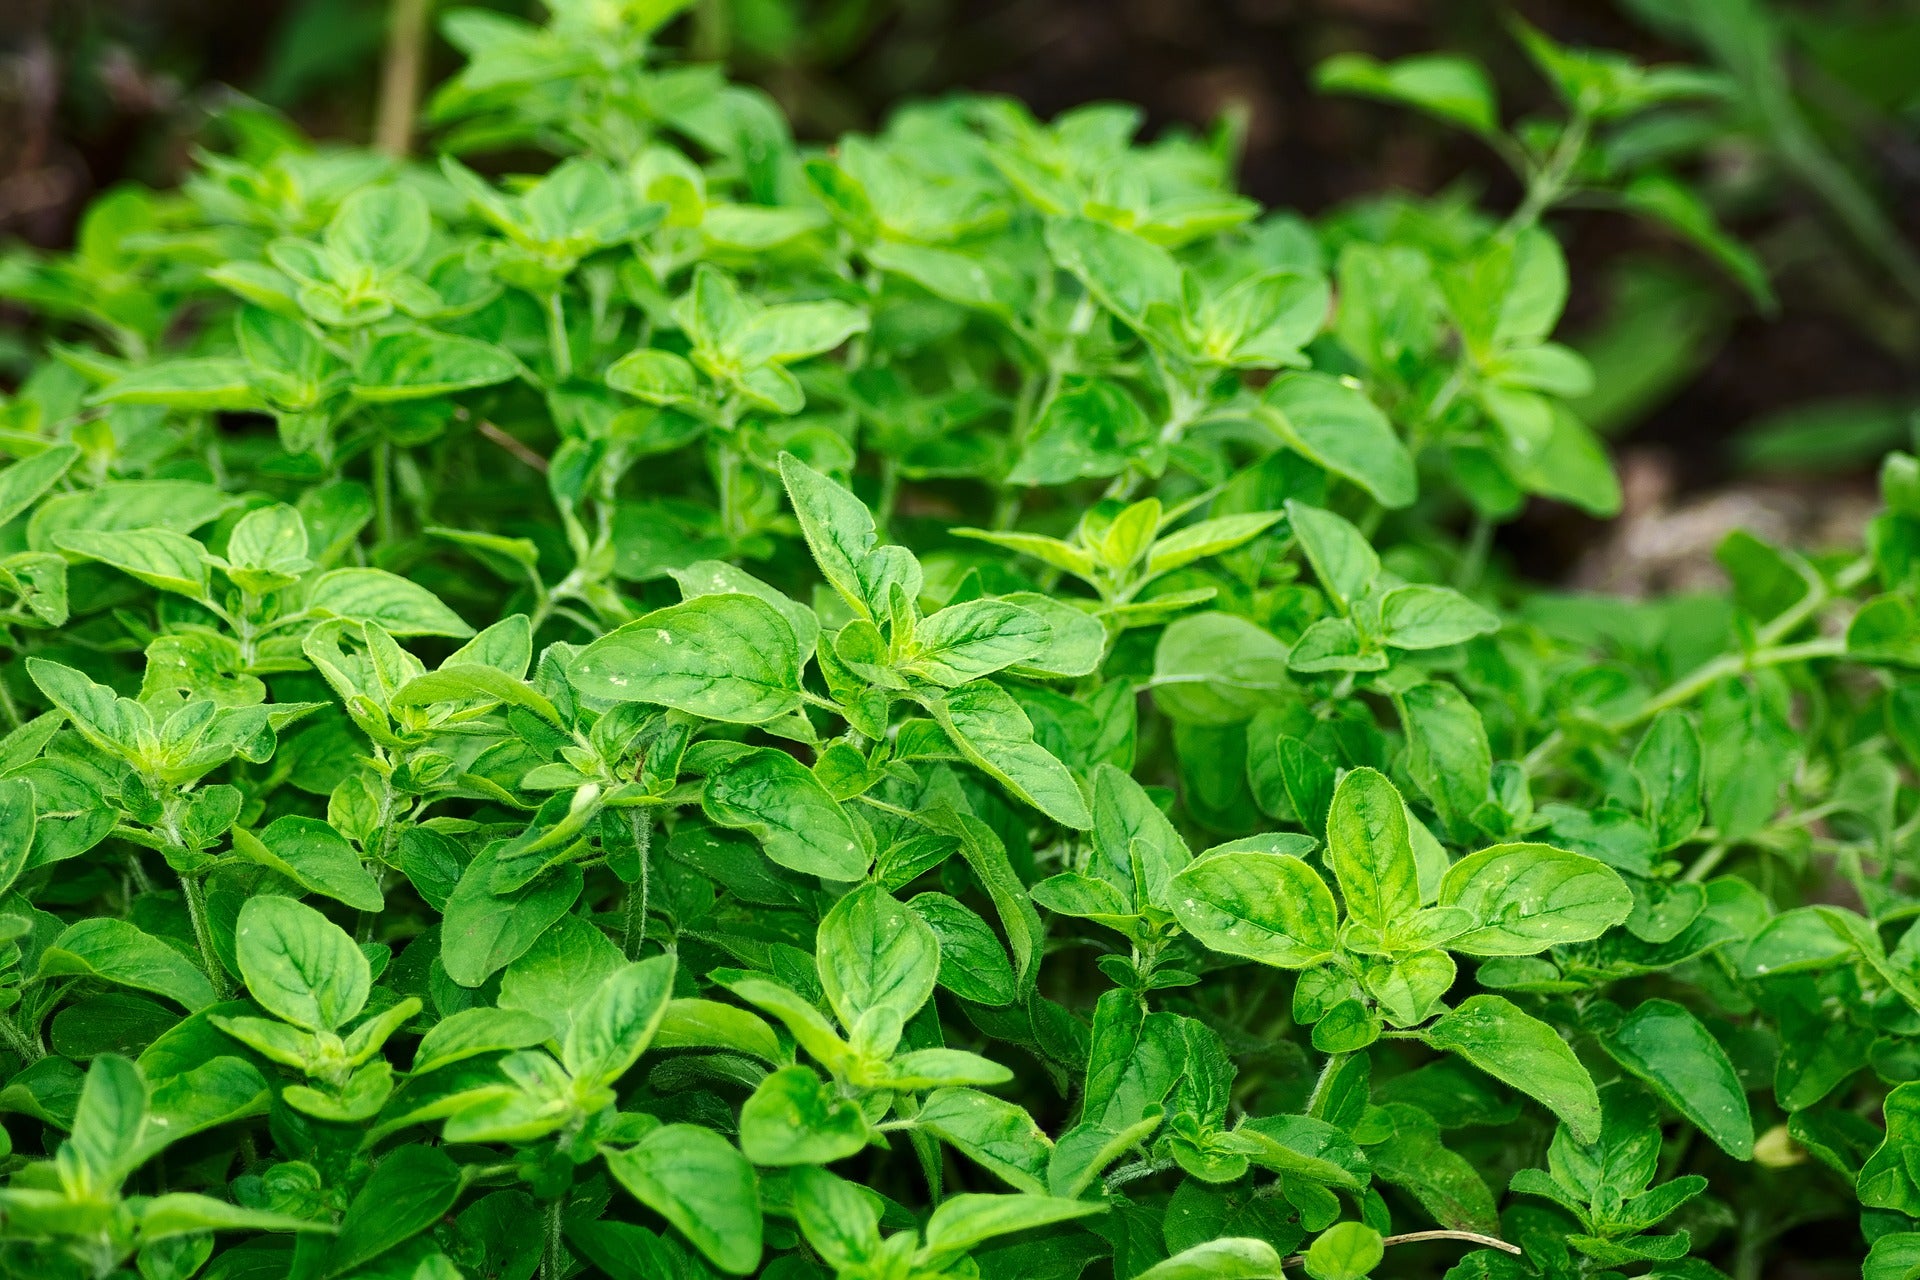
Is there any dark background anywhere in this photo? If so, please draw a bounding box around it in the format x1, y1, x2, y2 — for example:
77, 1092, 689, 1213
3, 0, 1918, 577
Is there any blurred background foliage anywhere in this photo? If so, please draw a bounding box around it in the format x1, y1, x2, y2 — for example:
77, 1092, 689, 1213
1, 0, 1917, 572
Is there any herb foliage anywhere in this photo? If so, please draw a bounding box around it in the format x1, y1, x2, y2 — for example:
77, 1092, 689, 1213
0, 6, 1914, 1280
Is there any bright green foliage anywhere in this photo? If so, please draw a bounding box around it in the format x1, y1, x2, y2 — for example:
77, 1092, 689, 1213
0, 7, 1908, 1280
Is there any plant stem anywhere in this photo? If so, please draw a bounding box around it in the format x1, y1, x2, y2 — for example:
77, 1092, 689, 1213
0, 670, 21, 731
372, 439, 396, 546
1502, 109, 1591, 236
180, 873, 231, 1000
374, 0, 432, 158
0, 1012, 43, 1063
545, 292, 573, 383
622, 810, 651, 959
1525, 636, 1847, 774
542, 1196, 566, 1280
1608, 637, 1845, 735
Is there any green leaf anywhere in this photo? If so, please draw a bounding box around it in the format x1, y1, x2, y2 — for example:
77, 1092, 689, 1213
325, 1145, 462, 1278
1262, 375, 1415, 508
1151, 613, 1292, 725
410, 1006, 555, 1074
606, 1125, 763, 1275
607, 348, 702, 405
390, 663, 564, 726
1133, 1239, 1286, 1280
915, 1086, 1053, 1193
306, 568, 473, 637
1597, 998, 1754, 1160
1169, 852, 1339, 968
905, 599, 1051, 686
328, 182, 428, 265
1422, 994, 1601, 1143
0, 777, 32, 898
922, 681, 1092, 829
352, 331, 518, 401
439, 846, 584, 988
1303, 1221, 1384, 1280
67, 1053, 146, 1188
230, 817, 384, 913
1631, 710, 1705, 852
571, 593, 803, 723
788, 1165, 881, 1270
702, 747, 870, 881
1326, 768, 1421, 937
562, 954, 677, 1088
921, 1194, 1107, 1260
1316, 52, 1499, 135
1439, 843, 1631, 955
94, 358, 262, 411
1044, 216, 1183, 329
817, 883, 940, 1036
1008, 378, 1152, 485
739, 1065, 870, 1165
1376, 585, 1499, 649
55, 528, 209, 600
655, 998, 783, 1062
1285, 502, 1378, 611
1397, 682, 1492, 840
39, 919, 217, 1012
777, 452, 884, 617
233, 895, 368, 1032
0, 445, 80, 528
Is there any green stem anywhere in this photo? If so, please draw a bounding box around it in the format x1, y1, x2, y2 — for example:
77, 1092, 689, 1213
545, 292, 574, 384
180, 873, 231, 1000
0, 1012, 43, 1063
1526, 636, 1847, 775
622, 810, 651, 960
542, 1196, 567, 1280
0, 668, 22, 731
1501, 109, 1592, 236
372, 439, 396, 546
1608, 637, 1845, 735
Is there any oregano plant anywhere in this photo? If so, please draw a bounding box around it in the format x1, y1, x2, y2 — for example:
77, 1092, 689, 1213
0, 5, 1913, 1280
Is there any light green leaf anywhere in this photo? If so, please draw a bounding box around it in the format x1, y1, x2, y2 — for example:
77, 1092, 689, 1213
230, 817, 384, 913
1169, 852, 1339, 968
1439, 843, 1631, 955
817, 883, 939, 1035
1598, 998, 1753, 1160
39, 919, 217, 1013
703, 748, 870, 881
306, 568, 473, 637
571, 594, 802, 723
905, 599, 1051, 686
1422, 994, 1601, 1143
1326, 768, 1421, 936
1263, 374, 1415, 508
55, 528, 209, 600
922, 681, 1092, 829
606, 1126, 762, 1275
1377, 585, 1499, 649
232, 896, 368, 1032
352, 331, 519, 401
739, 1065, 870, 1165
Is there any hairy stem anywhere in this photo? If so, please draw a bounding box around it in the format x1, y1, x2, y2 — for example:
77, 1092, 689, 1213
622, 810, 651, 960
180, 873, 231, 1000
542, 1195, 567, 1280
0, 1011, 43, 1064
